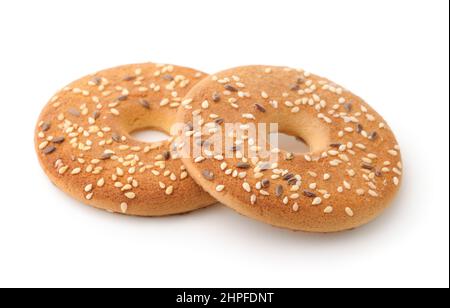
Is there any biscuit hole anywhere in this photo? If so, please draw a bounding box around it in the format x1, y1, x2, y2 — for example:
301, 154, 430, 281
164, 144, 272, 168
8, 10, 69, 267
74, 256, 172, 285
269, 132, 310, 154
130, 128, 170, 143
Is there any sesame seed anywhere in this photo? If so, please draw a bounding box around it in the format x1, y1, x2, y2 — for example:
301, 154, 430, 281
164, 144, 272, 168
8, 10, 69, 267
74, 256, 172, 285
356, 189, 365, 196
125, 192, 136, 199
243, 182, 251, 193
312, 197, 322, 206
323, 173, 331, 180
216, 185, 225, 192
242, 113, 256, 120
345, 207, 354, 217
120, 202, 128, 213
368, 190, 378, 197
71, 168, 81, 175
165, 186, 174, 195
393, 177, 400, 186
84, 184, 93, 193
343, 181, 351, 190
39, 141, 49, 150
250, 194, 257, 205
324, 206, 333, 214
292, 203, 299, 212
194, 156, 205, 163
201, 100, 209, 109
97, 178, 105, 187
58, 165, 69, 174
388, 149, 398, 156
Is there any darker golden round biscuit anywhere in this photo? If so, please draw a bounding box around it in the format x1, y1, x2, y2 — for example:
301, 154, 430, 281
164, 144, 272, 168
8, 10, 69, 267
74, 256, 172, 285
176, 65, 402, 232
35, 63, 215, 216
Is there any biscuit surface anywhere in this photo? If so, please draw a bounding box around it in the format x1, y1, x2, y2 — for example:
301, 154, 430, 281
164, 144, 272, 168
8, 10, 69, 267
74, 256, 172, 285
176, 65, 403, 232
35, 63, 215, 216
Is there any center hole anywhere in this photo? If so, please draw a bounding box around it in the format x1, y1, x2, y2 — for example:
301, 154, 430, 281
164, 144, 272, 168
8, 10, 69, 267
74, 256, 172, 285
269, 132, 310, 154
130, 128, 170, 143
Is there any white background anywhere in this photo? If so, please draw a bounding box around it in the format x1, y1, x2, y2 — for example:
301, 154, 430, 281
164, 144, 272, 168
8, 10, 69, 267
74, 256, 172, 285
0, 0, 448, 288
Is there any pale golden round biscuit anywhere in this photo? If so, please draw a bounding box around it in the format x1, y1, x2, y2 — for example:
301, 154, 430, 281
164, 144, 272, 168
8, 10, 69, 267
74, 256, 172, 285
176, 65, 403, 232
35, 63, 216, 216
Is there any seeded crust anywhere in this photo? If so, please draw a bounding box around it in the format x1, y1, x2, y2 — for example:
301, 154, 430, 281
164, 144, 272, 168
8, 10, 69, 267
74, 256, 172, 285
35, 63, 216, 216
176, 65, 403, 232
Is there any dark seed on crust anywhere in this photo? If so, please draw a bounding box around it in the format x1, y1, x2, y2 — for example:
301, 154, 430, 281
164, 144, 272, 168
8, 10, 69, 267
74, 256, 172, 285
185, 122, 194, 132
297, 77, 305, 84
303, 190, 317, 198
228, 145, 241, 152
369, 131, 378, 140
162, 151, 171, 161
285, 152, 294, 161
283, 173, 295, 181
259, 162, 272, 171
296, 136, 307, 144
41, 122, 51, 132
123, 76, 136, 82
117, 95, 128, 101
275, 185, 284, 197
330, 143, 342, 148
356, 124, 363, 133
52, 136, 65, 144
93, 111, 101, 120
162, 74, 174, 81
237, 162, 250, 169
361, 163, 374, 170
344, 103, 353, 112
287, 178, 298, 186
375, 170, 383, 177
224, 84, 238, 92
112, 133, 122, 143
100, 152, 113, 160
261, 179, 270, 188
212, 92, 221, 102
214, 118, 224, 125
90, 77, 102, 86
68, 108, 81, 117
202, 170, 215, 181
289, 84, 300, 91
254, 103, 266, 113
138, 99, 150, 109
43, 145, 56, 155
